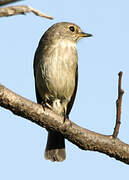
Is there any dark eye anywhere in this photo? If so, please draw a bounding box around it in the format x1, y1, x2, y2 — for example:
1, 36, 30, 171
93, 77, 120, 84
69, 26, 75, 32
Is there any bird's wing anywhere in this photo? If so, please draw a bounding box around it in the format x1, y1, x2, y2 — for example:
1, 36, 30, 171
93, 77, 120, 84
33, 45, 43, 104
34, 85, 43, 104
66, 66, 78, 116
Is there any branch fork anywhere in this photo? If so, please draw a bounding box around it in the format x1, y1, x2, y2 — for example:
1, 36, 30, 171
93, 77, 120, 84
0, 72, 129, 165
0, 0, 128, 166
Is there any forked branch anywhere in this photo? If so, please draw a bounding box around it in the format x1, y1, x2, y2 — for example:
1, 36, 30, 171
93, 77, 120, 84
0, 72, 129, 165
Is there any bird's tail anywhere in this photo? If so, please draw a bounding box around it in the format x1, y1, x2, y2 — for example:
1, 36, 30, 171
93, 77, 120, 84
44, 131, 66, 162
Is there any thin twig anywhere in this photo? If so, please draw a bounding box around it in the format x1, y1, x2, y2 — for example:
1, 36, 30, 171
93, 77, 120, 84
113, 71, 124, 138
0, 5, 54, 19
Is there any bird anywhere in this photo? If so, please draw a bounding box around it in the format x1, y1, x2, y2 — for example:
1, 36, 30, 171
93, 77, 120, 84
33, 22, 92, 162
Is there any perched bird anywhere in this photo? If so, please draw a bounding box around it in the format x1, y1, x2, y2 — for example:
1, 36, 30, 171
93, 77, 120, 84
33, 22, 92, 162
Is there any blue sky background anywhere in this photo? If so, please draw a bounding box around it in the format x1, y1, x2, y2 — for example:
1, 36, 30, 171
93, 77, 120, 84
0, 0, 129, 179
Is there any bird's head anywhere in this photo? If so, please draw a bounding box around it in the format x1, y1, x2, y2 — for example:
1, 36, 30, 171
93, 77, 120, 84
43, 22, 92, 43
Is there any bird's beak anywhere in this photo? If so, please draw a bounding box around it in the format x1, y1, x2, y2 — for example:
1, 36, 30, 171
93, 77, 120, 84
79, 32, 93, 38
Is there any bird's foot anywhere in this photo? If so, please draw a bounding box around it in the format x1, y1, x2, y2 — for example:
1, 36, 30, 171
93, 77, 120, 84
63, 113, 68, 123
41, 101, 46, 111
41, 101, 52, 111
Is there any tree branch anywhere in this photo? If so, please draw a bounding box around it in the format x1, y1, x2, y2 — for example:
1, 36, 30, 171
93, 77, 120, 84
113, 72, 124, 138
0, 0, 21, 6
0, 83, 129, 165
0, 5, 54, 19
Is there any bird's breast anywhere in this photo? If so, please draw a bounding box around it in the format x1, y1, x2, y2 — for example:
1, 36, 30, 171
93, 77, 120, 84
41, 40, 78, 100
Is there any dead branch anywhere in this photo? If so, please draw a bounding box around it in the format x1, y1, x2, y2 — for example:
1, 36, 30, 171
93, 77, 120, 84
0, 5, 54, 19
113, 72, 124, 138
0, 0, 21, 6
0, 81, 129, 165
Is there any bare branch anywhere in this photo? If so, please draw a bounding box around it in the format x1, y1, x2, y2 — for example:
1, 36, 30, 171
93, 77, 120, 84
0, 5, 54, 19
0, 0, 21, 6
0, 83, 129, 165
113, 72, 124, 138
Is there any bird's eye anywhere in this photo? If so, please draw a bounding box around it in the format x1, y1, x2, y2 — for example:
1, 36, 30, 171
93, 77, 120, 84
69, 26, 75, 32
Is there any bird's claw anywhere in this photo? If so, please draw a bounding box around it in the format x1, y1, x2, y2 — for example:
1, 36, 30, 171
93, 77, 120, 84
41, 101, 46, 111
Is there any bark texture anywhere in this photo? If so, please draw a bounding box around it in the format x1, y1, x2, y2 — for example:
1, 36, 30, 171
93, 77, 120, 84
0, 83, 129, 165
0, 4, 53, 19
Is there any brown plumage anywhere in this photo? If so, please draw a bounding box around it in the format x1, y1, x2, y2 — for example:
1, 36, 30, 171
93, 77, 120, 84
33, 22, 92, 162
